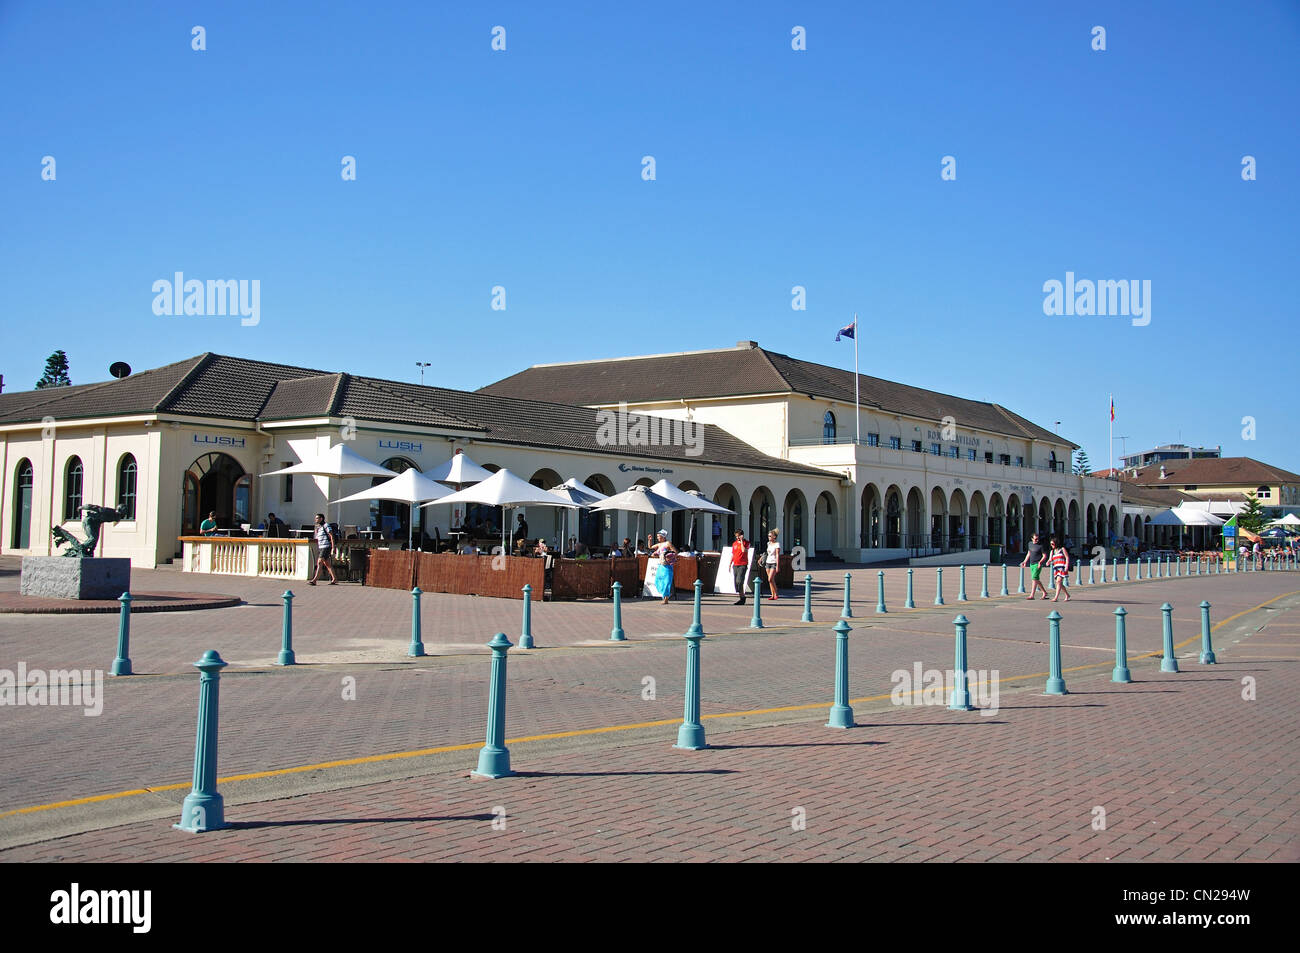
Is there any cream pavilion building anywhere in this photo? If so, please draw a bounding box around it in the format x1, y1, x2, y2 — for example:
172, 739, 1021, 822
1, 345, 1120, 568
483, 341, 1121, 562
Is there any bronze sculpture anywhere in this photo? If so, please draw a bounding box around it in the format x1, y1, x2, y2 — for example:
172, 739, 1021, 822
52, 503, 129, 557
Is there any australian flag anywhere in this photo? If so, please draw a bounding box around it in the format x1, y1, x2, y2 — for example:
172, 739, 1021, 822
835, 320, 856, 342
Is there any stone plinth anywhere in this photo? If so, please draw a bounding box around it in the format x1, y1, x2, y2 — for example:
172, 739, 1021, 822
20, 557, 131, 600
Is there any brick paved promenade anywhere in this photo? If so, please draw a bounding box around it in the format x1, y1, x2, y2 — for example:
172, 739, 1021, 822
1, 558, 1296, 861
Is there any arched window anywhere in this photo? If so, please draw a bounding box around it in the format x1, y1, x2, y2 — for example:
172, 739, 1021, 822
64, 456, 84, 520
116, 454, 137, 519
822, 411, 836, 445
12, 459, 33, 548
1256, 485, 1271, 499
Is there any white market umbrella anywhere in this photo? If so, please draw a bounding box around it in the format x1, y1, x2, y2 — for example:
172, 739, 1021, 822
1148, 507, 1224, 549
331, 468, 452, 549
548, 478, 610, 554
588, 485, 688, 553
260, 444, 397, 523
650, 479, 735, 550
422, 468, 571, 554
427, 450, 495, 486
1268, 513, 1300, 527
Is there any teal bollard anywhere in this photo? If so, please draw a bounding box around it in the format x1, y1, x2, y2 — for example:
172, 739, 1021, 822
1124, 558, 1130, 581
408, 587, 426, 658
958, 565, 968, 602
610, 581, 626, 641
875, 570, 887, 613
1088, 562, 1095, 585
519, 583, 535, 649
1000, 563, 1009, 596
826, 619, 855, 728
1017, 565, 1025, 594
675, 630, 708, 749
1044, 611, 1067, 695
841, 572, 853, 618
174, 650, 228, 832
1199, 601, 1216, 664
1112, 607, 1132, 683
473, 633, 515, 778
1159, 603, 1179, 673
1176, 557, 1181, 577
111, 592, 133, 676
1165, 555, 1171, 577
687, 579, 704, 637
980, 564, 989, 598
935, 567, 945, 606
801, 573, 814, 622
750, 575, 764, 628
949, 614, 974, 710
905, 568, 916, 608
1076, 560, 1082, 586
276, 590, 296, 665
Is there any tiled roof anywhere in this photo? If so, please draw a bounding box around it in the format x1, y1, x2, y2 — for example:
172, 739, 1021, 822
479, 343, 1073, 447
0, 354, 830, 478
0, 355, 206, 422
1124, 457, 1300, 488
1120, 484, 1201, 508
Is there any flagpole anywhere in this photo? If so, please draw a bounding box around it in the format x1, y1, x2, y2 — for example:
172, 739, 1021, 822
1108, 393, 1113, 476
853, 313, 860, 447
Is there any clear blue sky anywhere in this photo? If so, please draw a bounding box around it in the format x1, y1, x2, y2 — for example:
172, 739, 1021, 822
2, 1, 1297, 472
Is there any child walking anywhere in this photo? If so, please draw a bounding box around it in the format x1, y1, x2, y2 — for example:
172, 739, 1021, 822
1048, 536, 1071, 602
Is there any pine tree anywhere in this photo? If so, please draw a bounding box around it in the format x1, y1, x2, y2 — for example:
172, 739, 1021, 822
35, 350, 71, 389
1238, 494, 1268, 534
1072, 450, 1092, 475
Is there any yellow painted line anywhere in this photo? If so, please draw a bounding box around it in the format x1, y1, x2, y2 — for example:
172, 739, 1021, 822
4, 589, 1295, 822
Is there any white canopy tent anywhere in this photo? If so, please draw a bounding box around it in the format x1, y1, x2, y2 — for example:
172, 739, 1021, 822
588, 485, 688, 552
331, 468, 452, 549
1267, 513, 1300, 527
548, 478, 610, 554
422, 468, 572, 554
259, 444, 397, 523
427, 450, 495, 487
649, 479, 735, 551
1148, 506, 1225, 548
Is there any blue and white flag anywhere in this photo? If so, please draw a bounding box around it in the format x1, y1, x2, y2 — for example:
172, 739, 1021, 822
835, 320, 856, 342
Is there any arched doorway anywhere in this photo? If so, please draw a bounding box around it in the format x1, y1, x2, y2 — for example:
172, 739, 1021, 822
372, 457, 419, 540
581, 473, 616, 548
1005, 494, 1021, 552
183, 453, 248, 534
861, 484, 881, 548
783, 488, 808, 549
713, 483, 742, 543
930, 487, 947, 551
989, 493, 1004, 549
816, 491, 837, 553
948, 488, 968, 551
11, 458, 33, 548
749, 486, 775, 544
885, 486, 903, 549
906, 487, 925, 551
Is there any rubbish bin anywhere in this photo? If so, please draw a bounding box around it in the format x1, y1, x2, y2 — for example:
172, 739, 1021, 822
989, 543, 1002, 563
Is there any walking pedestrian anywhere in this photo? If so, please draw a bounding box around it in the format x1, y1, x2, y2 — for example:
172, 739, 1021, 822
651, 530, 677, 604
1021, 532, 1049, 600
731, 530, 751, 605
764, 529, 782, 600
308, 513, 338, 585
1048, 536, 1071, 602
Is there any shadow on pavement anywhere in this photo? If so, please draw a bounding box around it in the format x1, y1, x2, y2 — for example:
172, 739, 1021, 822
226, 814, 496, 829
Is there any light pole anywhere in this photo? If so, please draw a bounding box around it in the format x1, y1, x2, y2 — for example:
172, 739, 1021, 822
416, 361, 431, 385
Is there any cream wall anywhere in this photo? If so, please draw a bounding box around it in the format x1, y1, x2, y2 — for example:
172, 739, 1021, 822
1, 421, 162, 566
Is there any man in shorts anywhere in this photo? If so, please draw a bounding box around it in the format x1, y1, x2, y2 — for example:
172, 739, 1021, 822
1021, 532, 1049, 600
308, 513, 338, 585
